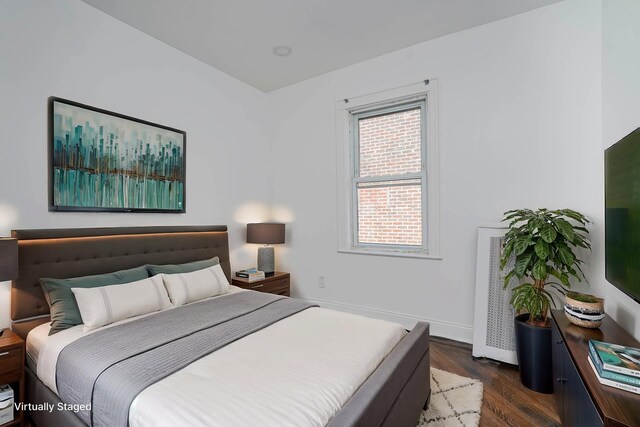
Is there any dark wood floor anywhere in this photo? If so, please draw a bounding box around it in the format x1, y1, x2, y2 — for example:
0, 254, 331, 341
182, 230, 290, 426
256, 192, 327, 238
430, 337, 561, 427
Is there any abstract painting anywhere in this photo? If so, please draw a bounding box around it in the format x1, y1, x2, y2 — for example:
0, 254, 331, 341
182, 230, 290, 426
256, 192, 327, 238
49, 97, 186, 212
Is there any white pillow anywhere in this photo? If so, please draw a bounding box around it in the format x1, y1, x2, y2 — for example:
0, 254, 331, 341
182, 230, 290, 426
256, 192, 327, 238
161, 264, 229, 306
72, 274, 172, 329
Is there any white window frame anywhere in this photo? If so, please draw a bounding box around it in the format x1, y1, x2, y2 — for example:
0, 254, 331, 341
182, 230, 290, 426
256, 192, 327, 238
336, 80, 441, 259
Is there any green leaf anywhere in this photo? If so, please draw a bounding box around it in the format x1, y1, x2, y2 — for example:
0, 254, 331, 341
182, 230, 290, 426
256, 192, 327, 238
573, 239, 590, 249
503, 270, 516, 288
554, 218, 575, 242
502, 211, 521, 222
514, 236, 530, 255
573, 233, 592, 250
556, 209, 589, 225
532, 258, 548, 280
574, 262, 586, 282
500, 240, 515, 269
514, 252, 533, 278
527, 218, 543, 232
549, 269, 571, 288
559, 272, 570, 287
512, 282, 550, 320
534, 239, 550, 259
540, 224, 557, 243
547, 283, 568, 295
511, 283, 535, 311
557, 245, 575, 266
541, 289, 557, 308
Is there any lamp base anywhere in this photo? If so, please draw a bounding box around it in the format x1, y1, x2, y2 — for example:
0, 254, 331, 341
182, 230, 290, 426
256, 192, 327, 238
257, 246, 275, 274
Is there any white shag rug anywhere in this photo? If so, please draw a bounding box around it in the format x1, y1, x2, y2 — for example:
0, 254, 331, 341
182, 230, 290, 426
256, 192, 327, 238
417, 368, 484, 427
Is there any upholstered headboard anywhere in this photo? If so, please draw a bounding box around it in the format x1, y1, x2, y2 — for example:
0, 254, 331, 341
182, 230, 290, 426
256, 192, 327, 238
10, 226, 231, 339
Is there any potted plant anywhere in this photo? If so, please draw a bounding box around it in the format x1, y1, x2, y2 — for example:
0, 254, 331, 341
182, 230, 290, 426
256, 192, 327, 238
500, 208, 591, 393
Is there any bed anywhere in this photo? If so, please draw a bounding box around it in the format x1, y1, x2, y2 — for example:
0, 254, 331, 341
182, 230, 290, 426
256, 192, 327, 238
10, 226, 430, 427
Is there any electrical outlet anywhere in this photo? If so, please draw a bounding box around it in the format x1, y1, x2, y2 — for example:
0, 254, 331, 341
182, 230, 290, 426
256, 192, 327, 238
318, 275, 326, 288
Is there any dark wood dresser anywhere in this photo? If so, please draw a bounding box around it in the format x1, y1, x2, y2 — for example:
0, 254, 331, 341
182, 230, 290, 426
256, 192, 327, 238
551, 310, 640, 427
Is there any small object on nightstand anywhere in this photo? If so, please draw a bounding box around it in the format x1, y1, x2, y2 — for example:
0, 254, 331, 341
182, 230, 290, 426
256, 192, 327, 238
235, 269, 266, 282
0, 385, 14, 424
232, 272, 290, 297
0, 329, 25, 427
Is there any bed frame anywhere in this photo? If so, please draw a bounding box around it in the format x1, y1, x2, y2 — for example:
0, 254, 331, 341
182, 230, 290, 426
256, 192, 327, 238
11, 226, 430, 427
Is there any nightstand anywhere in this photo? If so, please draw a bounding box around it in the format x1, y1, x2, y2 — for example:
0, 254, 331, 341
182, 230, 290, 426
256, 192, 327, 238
0, 329, 24, 427
232, 272, 290, 296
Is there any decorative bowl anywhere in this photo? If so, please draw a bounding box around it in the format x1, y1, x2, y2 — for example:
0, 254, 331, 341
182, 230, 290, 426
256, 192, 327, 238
564, 292, 604, 328
564, 305, 604, 328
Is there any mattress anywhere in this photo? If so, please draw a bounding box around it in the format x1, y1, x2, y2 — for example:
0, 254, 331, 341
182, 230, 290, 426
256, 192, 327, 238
25, 322, 47, 372
27, 288, 407, 427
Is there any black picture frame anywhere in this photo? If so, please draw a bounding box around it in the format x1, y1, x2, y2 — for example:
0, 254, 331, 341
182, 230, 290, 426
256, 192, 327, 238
47, 96, 187, 213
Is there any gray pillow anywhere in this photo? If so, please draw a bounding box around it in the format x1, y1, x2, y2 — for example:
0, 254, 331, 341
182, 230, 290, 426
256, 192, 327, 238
40, 265, 149, 335
146, 256, 220, 276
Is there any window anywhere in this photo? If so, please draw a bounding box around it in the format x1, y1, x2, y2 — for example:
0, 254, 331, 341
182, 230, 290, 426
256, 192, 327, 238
337, 81, 440, 258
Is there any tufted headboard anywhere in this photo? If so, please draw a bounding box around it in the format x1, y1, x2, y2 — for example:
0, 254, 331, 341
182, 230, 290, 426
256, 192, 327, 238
10, 226, 231, 339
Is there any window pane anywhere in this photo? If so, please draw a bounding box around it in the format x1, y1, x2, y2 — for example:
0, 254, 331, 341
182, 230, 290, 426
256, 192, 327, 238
356, 179, 422, 246
358, 107, 422, 178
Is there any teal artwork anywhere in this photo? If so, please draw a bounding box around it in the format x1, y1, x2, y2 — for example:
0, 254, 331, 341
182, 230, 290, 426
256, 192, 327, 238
50, 98, 186, 212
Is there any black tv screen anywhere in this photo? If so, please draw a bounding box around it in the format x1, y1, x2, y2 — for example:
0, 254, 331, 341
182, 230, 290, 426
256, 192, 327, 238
605, 127, 640, 304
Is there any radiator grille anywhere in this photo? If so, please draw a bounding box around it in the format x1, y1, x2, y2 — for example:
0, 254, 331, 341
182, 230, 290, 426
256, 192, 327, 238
485, 236, 516, 351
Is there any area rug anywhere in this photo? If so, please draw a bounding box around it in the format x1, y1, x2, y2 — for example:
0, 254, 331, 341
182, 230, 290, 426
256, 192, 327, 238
417, 368, 484, 427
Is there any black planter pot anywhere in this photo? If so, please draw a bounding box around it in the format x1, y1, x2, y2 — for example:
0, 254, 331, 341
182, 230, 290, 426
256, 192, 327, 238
514, 313, 553, 393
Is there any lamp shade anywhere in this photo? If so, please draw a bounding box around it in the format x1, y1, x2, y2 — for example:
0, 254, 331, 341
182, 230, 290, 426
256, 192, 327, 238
247, 223, 285, 245
0, 238, 18, 282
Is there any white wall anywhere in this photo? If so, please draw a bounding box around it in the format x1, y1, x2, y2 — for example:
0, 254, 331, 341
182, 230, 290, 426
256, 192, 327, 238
0, 0, 273, 328
599, 0, 640, 340
2, 0, 629, 344
269, 0, 603, 342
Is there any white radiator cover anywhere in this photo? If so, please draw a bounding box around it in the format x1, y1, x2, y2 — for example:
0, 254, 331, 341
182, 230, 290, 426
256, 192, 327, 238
472, 226, 518, 364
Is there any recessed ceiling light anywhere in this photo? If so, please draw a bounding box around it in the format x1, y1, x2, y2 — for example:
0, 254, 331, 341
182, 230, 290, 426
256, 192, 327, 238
272, 46, 293, 57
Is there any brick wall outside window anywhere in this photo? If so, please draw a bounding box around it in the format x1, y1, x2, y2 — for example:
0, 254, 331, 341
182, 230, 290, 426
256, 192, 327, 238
356, 108, 423, 246
358, 108, 421, 177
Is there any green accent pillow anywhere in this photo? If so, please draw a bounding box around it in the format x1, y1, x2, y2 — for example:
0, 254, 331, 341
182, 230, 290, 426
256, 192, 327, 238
40, 265, 149, 335
146, 257, 220, 276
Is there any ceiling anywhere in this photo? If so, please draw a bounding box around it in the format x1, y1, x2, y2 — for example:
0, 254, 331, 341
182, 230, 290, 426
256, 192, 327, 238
81, 0, 562, 92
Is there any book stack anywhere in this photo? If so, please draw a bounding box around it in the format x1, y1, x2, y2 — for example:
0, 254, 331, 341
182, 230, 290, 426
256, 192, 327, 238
235, 268, 265, 283
588, 340, 640, 395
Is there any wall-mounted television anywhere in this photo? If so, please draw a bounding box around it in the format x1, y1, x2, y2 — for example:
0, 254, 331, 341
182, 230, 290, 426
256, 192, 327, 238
605, 127, 640, 304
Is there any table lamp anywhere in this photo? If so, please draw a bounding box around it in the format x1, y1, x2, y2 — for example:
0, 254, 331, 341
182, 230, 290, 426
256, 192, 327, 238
247, 223, 285, 276
0, 238, 18, 282
0, 238, 18, 337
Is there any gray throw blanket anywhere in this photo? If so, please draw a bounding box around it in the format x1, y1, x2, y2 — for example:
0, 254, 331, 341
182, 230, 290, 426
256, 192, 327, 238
56, 291, 317, 427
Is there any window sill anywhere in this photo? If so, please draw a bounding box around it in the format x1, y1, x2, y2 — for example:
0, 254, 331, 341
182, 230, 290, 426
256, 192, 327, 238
337, 248, 443, 260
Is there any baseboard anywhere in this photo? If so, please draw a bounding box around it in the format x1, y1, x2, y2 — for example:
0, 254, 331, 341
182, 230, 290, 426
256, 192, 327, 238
298, 297, 473, 344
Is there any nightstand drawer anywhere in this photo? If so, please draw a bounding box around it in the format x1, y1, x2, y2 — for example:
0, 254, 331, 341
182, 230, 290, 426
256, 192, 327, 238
267, 277, 289, 289
0, 348, 22, 377
246, 280, 281, 291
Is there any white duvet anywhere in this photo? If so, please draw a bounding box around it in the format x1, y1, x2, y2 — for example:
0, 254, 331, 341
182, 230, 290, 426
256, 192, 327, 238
28, 287, 407, 427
